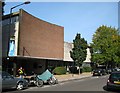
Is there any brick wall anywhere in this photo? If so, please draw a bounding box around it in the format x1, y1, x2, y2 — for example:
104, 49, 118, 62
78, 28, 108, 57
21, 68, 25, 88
18, 9, 64, 60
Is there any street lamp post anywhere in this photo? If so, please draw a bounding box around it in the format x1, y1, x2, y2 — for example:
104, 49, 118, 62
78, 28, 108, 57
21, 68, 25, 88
8, 1, 30, 76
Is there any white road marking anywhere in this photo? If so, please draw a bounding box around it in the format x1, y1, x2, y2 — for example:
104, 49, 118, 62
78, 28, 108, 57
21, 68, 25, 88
42, 85, 50, 88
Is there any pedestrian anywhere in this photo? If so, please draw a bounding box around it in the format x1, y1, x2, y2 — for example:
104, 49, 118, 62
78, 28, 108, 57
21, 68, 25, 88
18, 67, 25, 78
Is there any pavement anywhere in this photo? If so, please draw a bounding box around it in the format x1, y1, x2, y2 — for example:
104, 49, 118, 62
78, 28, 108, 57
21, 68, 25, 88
23, 72, 92, 84
54, 72, 92, 83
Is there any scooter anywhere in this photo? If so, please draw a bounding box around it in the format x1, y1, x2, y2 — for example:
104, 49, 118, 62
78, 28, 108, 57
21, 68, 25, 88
28, 69, 58, 87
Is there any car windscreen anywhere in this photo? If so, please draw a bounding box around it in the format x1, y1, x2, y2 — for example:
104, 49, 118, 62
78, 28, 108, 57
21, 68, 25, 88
110, 73, 120, 79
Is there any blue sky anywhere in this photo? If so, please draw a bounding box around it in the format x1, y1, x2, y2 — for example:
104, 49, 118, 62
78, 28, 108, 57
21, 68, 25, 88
4, 2, 118, 44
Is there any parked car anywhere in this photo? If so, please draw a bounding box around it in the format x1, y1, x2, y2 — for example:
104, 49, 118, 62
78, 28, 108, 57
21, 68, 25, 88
114, 68, 120, 71
0, 71, 28, 90
107, 71, 120, 90
106, 68, 120, 74
92, 69, 106, 76
106, 68, 113, 74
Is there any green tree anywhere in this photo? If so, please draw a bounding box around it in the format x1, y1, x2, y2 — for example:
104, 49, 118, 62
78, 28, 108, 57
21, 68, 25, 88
70, 33, 87, 74
91, 25, 120, 68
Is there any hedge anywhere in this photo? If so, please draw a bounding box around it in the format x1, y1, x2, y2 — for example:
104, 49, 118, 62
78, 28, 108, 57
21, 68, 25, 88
52, 67, 67, 75
82, 66, 92, 72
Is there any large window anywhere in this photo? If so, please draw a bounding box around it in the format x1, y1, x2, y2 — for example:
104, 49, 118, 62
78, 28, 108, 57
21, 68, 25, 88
8, 40, 15, 56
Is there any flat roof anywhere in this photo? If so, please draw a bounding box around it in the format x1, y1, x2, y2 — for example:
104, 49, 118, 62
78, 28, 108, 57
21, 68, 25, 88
2, 11, 19, 20
9, 55, 63, 61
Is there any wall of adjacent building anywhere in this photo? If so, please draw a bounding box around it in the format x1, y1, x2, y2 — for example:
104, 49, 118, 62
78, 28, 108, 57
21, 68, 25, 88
64, 42, 73, 61
84, 48, 91, 63
2, 15, 19, 57
64, 42, 91, 66
2, 24, 9, 58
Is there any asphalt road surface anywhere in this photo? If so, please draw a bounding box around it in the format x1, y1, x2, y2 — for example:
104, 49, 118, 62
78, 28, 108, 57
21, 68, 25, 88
2, 75, 119, 92
25, 75, 109, 91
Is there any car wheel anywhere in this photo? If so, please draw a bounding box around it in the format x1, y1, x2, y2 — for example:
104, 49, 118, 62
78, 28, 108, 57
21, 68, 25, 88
106, 86, 111, 91
17, 82, 24, 90
36, 80, 43, 87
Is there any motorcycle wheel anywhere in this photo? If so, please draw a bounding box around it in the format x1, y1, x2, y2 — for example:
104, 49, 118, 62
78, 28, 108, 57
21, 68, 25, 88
36, 80, 43, 87
48, 79, 55, 85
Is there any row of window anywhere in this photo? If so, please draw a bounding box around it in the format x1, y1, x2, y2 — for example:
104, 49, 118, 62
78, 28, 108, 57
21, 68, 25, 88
2, 16, 19, 26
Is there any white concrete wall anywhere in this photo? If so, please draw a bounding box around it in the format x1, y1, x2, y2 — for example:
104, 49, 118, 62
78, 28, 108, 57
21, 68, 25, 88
14, 22, 19, 56
64, 42, 73, 61
64, 42, 91, 63
84, 48, 91, 63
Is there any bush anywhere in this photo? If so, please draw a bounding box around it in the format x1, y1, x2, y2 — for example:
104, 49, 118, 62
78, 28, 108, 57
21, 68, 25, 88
82, 67, 92, 72
53, 67, 67, 75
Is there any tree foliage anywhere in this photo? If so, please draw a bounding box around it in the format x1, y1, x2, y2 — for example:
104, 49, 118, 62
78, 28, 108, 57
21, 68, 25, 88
70, 33, 87, 67
91, 25, 120, 68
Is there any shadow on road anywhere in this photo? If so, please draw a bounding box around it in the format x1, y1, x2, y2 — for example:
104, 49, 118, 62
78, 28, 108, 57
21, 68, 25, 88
2, 87, 29, 92
103, 85, 120, 93
2, 88, 17, 92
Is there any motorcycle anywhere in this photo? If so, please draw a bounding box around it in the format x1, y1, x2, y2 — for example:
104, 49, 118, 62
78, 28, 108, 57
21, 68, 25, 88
28, 69, 58, 87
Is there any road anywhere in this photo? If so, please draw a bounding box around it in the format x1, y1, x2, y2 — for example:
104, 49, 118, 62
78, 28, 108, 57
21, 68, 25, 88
3, 75, 119, 92
24, 75, 109, 91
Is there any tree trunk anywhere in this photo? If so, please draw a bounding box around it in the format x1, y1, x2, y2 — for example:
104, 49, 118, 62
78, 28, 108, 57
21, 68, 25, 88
78, 67, 80, 75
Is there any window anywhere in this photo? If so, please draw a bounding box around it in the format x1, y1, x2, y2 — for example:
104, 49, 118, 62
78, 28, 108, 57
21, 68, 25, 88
111, 73, 120, 79
2, 16, 19, 26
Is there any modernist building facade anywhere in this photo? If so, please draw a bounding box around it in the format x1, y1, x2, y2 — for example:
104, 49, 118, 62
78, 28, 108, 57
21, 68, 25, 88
2, 9, 66, 75
2, 9, 91, 76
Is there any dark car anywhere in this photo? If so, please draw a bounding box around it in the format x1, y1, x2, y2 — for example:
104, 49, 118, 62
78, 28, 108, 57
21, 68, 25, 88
93, 69, 106, 76
106, 68, 120, 74
0, 71, 28, 90
107, 71, 120, 90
